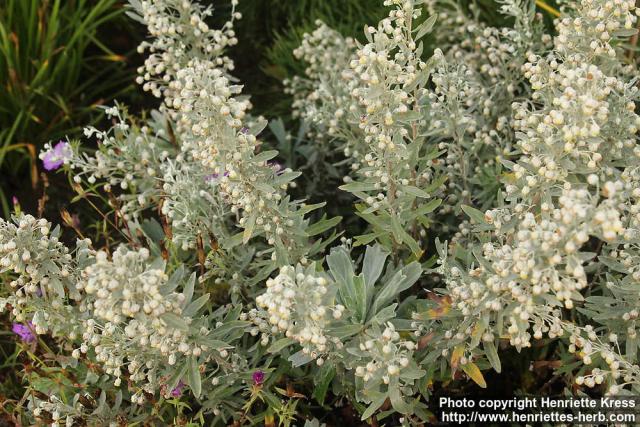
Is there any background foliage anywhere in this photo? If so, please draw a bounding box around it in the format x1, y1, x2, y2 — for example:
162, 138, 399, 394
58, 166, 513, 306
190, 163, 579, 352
0, 0, 593, 426
0, 0, 142, 217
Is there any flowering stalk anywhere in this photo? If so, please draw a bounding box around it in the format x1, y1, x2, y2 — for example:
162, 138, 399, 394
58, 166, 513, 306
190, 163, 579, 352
434, 0, 640, 394
130, 0, 326, 265
292, 0, 446, 258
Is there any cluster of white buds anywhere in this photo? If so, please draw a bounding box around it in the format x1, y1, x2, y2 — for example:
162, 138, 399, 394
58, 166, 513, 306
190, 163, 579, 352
32, 390, 127, 426
449, 188, 597, 339
245, 308, 276, 347
75, 246, 207, 386
256, 265, 341, 362
289, 0, 553, 257
435, 0, 640, 387
0, 215, 71, 300
32, 395, 82, 427
555, 0, 638, 58
135, 0, 238, 100
567, 324, 640, 393
349, 0, 427, 180
64, 0, 324, 296
66, 105, 243, 262
580, 241, 640, 392
513, 61, 639, 198
354, 322, 416, 384
0, 215, 90, 338
0, 211, 248, 409
69, 107, 174, 220
131, 0, 313, 261
424, 0, 549, 214
80, 247, 182, 321
288, 21, 359, 141
333, 0, 445, 255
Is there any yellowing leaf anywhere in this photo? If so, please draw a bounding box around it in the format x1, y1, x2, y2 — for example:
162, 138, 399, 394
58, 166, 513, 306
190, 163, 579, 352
470, 323, 485, 347
450, 345, 464, 372
501, 172, 517, 184
425, 295, 451, 319
427, 305, 449, 319
471, 324, 483, 339
461, 362, 487, 388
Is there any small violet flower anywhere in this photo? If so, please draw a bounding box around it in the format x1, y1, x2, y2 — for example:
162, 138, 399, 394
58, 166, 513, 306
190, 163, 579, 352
252, 370, 265, 385
12, 322, 36, 343
170, 380, 186, 398
268, 161, 284, 175
41, 141, 72, 171
205, 171, 230, 182
71, 213, 81, 229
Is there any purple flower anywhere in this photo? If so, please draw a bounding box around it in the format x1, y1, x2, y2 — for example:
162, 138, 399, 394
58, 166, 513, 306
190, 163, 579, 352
71, 213, 81, 229
11, 196, 18, 206
252, 370, 265, 385
41, 141, 72, 171
268, 161, 284, 175
205, 171, 230, 182
170, 380, 185, 398
12, 322, 36, 343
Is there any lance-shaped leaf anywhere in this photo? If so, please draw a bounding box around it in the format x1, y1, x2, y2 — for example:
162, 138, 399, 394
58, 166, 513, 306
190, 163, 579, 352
371, 262, 422, 315
187, 356, 202, 398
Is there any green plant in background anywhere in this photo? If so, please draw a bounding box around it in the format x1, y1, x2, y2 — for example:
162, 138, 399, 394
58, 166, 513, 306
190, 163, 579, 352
0, 0, 136, 217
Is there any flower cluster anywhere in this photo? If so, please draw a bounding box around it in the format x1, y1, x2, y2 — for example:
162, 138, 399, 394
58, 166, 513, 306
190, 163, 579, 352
69, 106, 174, 220
256, 264, 341, 362
287, 0, 552, 256
0, 214, 72, 302
290, 0, 448, 257
130, 0, 316, 263
251, 244, 426, 416
353, 322, 418, 385
135, 0, 239, 99
0, 214, 88, 338
424, 0, 549, 215
434, 0, 640, 394
288, 22, 359, 142
8, 0, 640, 424
74, 246, 225, 398
64, 100, 257, 294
